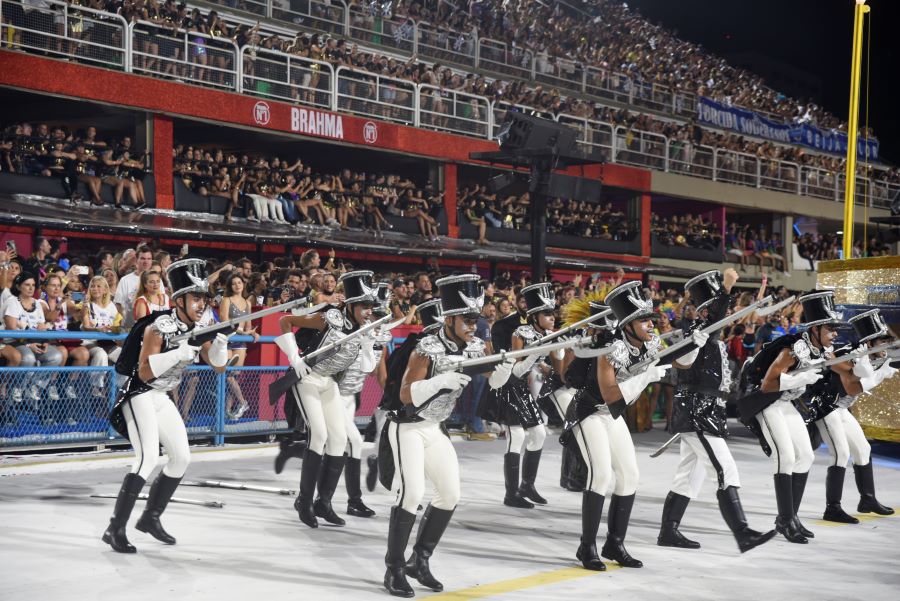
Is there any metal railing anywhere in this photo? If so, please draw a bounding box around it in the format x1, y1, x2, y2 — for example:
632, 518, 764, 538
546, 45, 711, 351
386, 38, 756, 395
418, 83, 489, 138
240, 45, 334, 109
534, 56, 584, 95
347, 5, 414, 54
614, 125, 667, 171
490, 102, 554, 140
415, 20, 476, 67
0, 0, 128, 70
130, 21, 238, 91
477, 37, 534, 81
335, 65, 417, 125
271, 0, 347, 36
556, 114, 613, 162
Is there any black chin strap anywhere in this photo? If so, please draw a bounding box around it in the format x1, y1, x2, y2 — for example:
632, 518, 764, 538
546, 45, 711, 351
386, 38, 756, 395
624, 322, 642, 347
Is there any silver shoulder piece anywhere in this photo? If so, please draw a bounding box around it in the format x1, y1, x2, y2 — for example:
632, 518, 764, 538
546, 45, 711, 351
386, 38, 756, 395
324, 307, 345, 330
792, 339, 811, 362
151, 314, 179, 336
514, 324, 539, 343
463, 337, 486, 358
607, 339, 630, 371
416, 334, 446, 358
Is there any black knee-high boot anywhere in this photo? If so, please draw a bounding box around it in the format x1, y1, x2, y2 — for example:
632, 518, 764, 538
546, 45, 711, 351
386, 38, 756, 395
576, 490, 606, 571
384, 506, 416, 598
791, 471, 814, 538
823, 466, 859, 523
135, 473, 182, 544
503, 452, 533, 508
854, 461, 894, 515
274, 436, 307, 475
716, 486, 776, 553
657, 491, 700, 549
518, 449, 547, 505
314, 454, 347, 525
366, 454, 379, 492
406, 505, 455, 592
102, 473, 146, 553
345, 456, 375, 518
295, 449, 323, 528
773, 473, 807, 543
560, 442, 587, 492
600, 493, 643, 567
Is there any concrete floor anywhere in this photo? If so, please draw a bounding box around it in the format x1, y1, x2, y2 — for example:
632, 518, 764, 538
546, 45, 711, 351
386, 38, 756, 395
1, 424, 898, 601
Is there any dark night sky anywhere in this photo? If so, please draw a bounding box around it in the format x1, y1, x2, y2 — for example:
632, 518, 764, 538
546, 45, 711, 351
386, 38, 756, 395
623, 0, 899, 164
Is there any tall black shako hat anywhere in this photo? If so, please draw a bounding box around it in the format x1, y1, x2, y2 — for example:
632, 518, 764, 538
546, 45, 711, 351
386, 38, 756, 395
605, 280, 654, 329
521, 282, 555, 315
339, 270, 378, 304
799, 290, 843, 327
849, 309, 891, 344
684, 270, 723, 311
416, 298, 444, 333
436, 274, 484, 317
167, 258, 209, 300
372, 282, 391, 315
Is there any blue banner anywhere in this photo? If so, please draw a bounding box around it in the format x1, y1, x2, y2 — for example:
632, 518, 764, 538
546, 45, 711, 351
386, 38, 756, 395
697, 96, 879, 161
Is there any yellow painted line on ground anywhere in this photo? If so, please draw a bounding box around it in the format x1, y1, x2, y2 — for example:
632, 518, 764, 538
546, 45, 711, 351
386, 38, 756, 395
430, 565, 620, 600
813, 509, 898, 526
0, 443, 277, 470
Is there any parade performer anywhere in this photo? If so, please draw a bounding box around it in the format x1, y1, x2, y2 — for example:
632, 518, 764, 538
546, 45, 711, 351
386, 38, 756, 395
564, 281, 670, 570
809, 309, 897, 523
381, 274, 485, 597
336, 283, 392, 518
656, 269, 775, 553
102, 258, 230, 553
482, 283, 559, 508
274, 271, 378, 528
366, 298, 443, 493
738, 291, 838, 544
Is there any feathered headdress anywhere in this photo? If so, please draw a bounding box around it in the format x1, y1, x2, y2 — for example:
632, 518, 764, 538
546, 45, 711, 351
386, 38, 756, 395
562, 290, 608, 327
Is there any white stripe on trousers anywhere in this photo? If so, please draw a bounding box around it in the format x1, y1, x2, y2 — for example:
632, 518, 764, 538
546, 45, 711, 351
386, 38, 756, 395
388, 420, 460, 513
670, 432, 741, 498
572, 409, 639, 496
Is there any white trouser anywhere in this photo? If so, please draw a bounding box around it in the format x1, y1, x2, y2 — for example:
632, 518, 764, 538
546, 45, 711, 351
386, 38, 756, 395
294, 372, 347, 456
123, 389, 190, 481
670, 432, 741, 498
267, 197, 285, 222
756, 399, 815, 474
88, 346, 109, 388
342, 393, 364, 460
372, 407, 388, 456
505, 424, 546, 453
572, 409, 639, 496
248, 194, 269, 221
389, 420, 460, 513
548, 386, 576, 421
816, 408, 871, 467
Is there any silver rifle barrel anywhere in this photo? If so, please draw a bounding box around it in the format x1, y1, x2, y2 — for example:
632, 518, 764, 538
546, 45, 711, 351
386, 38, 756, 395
172, 299, 326, 344
756, 295, 797, 317
528, 308, 614, 347
632, 295, 774, 371
445, 335, 597, 371
787, 340, 900, 376
302, 313, 393, 361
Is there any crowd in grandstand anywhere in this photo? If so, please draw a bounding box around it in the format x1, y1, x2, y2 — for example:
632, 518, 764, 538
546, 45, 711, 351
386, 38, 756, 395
0, 122, 149, 208
2, 234, 813, 433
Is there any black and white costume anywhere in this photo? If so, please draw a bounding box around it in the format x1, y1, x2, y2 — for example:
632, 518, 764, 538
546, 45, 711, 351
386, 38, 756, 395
658, 271, 775, 553
565, 281, 668, 570
808, 309, 897, 523
483, 283, 557, 508
738, 290, 837, 544
102, 258, 230, 553
382, 274, 484, 597
274, 271, 378, 528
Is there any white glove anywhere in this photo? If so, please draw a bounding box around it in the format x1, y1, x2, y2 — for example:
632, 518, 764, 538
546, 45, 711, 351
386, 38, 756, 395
511, 353, 539, 378
691, 328, 709, 348
860, 361, 898, 392
359, 333, 377, 373
852, 354, 876, 379
488, 358, 515, 389
778, 369, 823, 391
147, 341, 198, 379
291, 356, 311, 379
552, 336, 567, 361
208, 333, 231, 368
618, 362, 670, 405
410, 371, 471, 407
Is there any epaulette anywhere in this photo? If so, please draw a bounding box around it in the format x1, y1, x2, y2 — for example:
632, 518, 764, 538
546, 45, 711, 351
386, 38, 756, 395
514, 324, 539, 343
416, 334, 446, 358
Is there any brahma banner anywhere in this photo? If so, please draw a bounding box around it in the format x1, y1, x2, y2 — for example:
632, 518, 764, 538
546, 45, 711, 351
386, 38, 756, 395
697, 96, 879, 160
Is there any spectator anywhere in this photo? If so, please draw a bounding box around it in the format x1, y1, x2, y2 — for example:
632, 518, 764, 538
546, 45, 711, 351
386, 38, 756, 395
132, 267, 170, 321
113, 244, 155, 328
219, 272, 258, 420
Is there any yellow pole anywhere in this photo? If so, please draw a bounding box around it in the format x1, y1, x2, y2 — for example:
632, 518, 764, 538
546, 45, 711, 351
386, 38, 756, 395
843, 0, 869, 259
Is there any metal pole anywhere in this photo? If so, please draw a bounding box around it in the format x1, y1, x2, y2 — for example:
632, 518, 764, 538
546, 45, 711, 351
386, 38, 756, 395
842, 0, 869, 258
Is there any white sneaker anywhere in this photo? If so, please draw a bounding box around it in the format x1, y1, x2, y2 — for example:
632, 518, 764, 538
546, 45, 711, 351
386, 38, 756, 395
12, 388, 23, 403
233, 402, 249, 420
66, 385, 77, 399
248, 215, 260, 222
48, 386, 60, 401
66, 418, 78, 426
29, 385, 42, 402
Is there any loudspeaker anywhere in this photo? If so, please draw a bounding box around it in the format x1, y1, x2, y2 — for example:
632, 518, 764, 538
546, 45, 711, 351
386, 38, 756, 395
497, 112, 576, 154
546, 173, 603, 203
